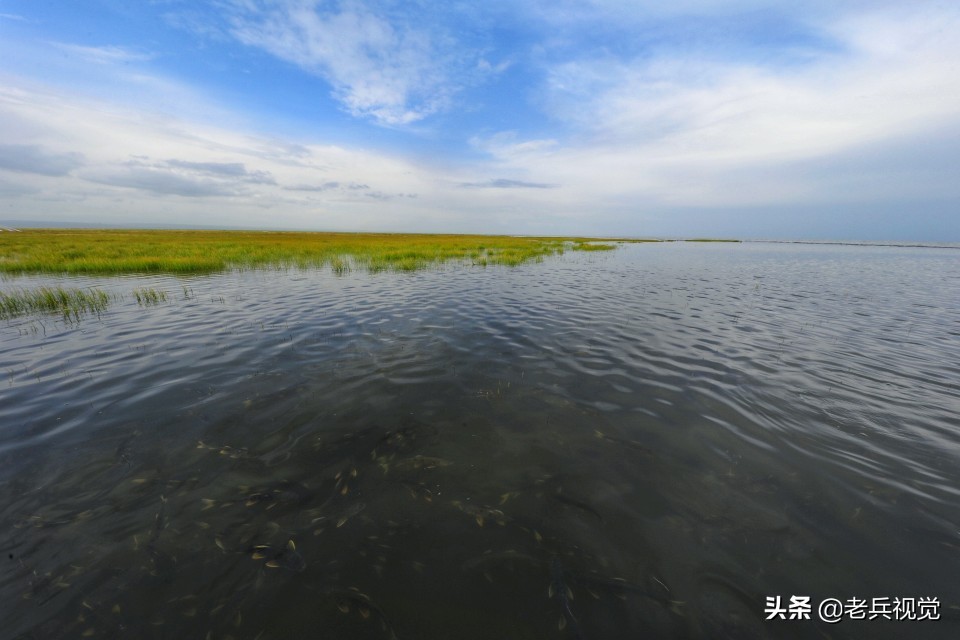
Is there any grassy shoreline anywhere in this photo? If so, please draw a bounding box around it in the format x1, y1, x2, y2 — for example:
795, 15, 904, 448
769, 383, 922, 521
0, 229, 651, 276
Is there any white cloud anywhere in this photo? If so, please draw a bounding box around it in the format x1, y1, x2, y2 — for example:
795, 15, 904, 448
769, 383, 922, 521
0, 83, 508, 230
476, 4, 960, 211
224, 0, 466, 125
524, 0, 906, 27
83, 167, 241, 197
0, 78, 595, 232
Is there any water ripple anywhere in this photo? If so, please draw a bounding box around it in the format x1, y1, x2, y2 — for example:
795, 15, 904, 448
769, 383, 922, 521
2, 244, 959, 639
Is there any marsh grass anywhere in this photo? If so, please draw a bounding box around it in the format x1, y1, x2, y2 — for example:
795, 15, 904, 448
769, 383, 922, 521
0, 230, 647, 276
0, 286, 111, 321
133, 287, 167, 305
571, 242, 617, 251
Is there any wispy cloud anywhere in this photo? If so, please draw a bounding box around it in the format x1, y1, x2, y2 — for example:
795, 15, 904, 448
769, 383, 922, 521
79, 156, 278, 196
469, 132, 559, 162
51, 43, 154, 65
545, 8, 960, 162
164, 159, 276, 184
0, 32, 242, 130
470, 4, 960, 212
161, 8, 230, 41
83, 167, 240, 197
222, 0, 476, 125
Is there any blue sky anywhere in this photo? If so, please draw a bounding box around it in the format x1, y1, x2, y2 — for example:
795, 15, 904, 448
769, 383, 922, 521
0, 0, 957, 240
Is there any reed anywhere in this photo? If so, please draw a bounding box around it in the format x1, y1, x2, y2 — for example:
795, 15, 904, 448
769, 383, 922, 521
0, 229, 651, 276
133, 287, 167, 305
0, 286, 111, 321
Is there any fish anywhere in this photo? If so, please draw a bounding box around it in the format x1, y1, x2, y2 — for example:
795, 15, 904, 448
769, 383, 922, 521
144, 496, 178, 577
216, 444, 251, 459
246, 540, 306, 572
499, 491, 521, 505
321, 588, 400, 640
451, 501, 507, 527
550, 557, 586, 639
402, 483, 434, 502
553, 488, 603, 522
336, 502, 367, 528
243, 480, 311, 508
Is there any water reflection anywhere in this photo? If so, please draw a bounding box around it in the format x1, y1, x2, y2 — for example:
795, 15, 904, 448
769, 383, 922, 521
1, 243, 959, 639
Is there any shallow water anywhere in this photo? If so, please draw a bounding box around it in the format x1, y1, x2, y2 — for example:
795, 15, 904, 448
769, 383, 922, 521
1, 242, 958, 639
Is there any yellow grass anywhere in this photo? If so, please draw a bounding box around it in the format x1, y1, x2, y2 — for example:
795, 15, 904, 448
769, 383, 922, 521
0, 229, 637, 275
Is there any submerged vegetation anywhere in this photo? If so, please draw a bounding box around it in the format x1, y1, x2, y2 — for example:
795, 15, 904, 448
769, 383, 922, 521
132, 287, 167, 306
0, 286, 110, 321
0, 286, 171, 320
0, 229, 637, 276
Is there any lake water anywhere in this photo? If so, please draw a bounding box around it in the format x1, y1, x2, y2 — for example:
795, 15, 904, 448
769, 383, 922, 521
1, 242, 958, 639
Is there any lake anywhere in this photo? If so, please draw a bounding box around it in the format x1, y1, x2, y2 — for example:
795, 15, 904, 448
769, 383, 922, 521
1, 241, 958, 639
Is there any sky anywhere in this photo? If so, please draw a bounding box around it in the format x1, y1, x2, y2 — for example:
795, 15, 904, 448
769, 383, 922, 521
0, 1, 958, 240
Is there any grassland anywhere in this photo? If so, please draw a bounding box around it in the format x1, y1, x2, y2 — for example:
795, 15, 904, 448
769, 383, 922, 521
0, 229, 643, 275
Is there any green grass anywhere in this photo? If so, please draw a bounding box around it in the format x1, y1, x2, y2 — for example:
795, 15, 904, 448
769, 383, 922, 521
0, 229, 653, 276
0, 286, 111, 321
571, 242, 617, 251
0, 231, 665, 320
133, 287, 167, 305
